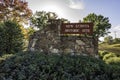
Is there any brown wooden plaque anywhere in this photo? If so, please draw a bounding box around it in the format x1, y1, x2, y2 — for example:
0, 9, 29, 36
60, 23, 93, 35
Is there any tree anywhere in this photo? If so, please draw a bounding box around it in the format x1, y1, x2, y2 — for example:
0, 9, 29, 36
83, 13, 111, 38
0, 21, 24, 55
83, 13, 111, 54
0, 0, 32, 23
60, 18, 70, 23
104, 36, 113, 44
30, 11, 58, 30
113, 38, 120, 44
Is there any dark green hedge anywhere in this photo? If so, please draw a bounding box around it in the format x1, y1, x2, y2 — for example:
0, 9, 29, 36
0, 52, 119, 80
0, 21, 24, 55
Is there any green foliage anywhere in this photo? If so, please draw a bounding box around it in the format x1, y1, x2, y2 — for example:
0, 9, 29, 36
105, 57, 120, 64
0, 54, 13, 63
0, 52, 114, 80
99, 43, 120, 55
105, 56, 120, 79
83, 13, 111, 38
26, 27, 36, 38
103, 37, 120, 45
111, 44, 120, 47
113, 38, 120, 44
99, 51, 120, 63
104, 36, 113, 44
30, 11, 58, 30
103, 52, 117, 61
0, 21, 24, 55
0, 0, 32, 23
98, 50, 120, 79
99, 51, 109, 59
99, 51, 120, 67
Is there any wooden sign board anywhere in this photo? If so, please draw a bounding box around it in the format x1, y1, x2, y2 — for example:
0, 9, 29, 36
60, 23, 93, 35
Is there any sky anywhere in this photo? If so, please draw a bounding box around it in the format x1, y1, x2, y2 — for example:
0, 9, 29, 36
26, 0, 120, 40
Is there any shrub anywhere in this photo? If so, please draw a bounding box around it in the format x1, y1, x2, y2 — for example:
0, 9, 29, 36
0, 52, 116, 80
0, 54, 13, 63
105, 57, 120, 64
98, 51, 109, 59
0, 21, 24, 55
103, 52, 117, 61
98, 50, 120, 79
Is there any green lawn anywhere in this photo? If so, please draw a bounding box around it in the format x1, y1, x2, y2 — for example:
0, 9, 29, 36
99, 43, 120, 55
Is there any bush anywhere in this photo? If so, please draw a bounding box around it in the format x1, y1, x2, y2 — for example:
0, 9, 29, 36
0, 52, 117, 80
98, 51, 109, 59
0, 21, 24, 55
103, 52, 117, 61
0, 54, 13, 63
105, 57, 120, 64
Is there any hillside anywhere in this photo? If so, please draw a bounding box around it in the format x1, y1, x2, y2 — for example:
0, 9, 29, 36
99, 43, 120, 55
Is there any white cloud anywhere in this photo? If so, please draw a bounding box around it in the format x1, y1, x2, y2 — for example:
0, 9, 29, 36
26, 0, 86, 22
113, 25, 120, 31
109, 25, 120, 38
110, 25, 120, 32
113, 25, 120, 38
67, 0, 84, 9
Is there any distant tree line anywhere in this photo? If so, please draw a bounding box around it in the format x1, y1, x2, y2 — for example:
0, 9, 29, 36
104, 36, 120, 44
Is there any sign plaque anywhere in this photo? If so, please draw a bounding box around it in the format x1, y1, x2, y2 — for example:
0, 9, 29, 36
60, 23, 93, 35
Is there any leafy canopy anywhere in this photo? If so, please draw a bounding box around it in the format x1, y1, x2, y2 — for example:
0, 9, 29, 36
30, 11, 58, 30
83, 13, 111, 38
0, 0, 32, 23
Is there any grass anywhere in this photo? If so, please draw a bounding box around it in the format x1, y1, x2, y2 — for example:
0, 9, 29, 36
99, 43, 120, 55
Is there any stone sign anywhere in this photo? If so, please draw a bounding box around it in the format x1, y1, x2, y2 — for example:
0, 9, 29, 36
28, 21, 97, 56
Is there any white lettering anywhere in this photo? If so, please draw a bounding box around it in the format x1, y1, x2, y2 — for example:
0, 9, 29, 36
66, 25, 74, 28
65, 29, 79, 32
80, 25, 89, 28
82, 29, 90, 32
